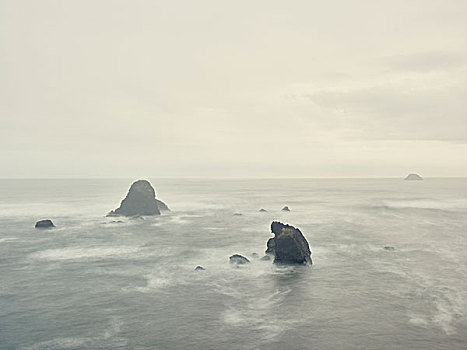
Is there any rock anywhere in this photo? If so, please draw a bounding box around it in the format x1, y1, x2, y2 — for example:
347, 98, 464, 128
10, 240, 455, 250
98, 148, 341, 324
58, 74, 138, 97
107, 180, 169, 217
260, 255, 271, 261
281, 206, 290, 211
405, 173, 423, 181
35, 219, 55, 229
259, 209, 268, 212
267, 221, 312, 265
233, 213, 243, 216
195, 266, 205, 271
383, 246, 395, 251
265, 237, 276, 255
229, 254, 250, 264
251, 252, 259, 258
156, 199, 170, 211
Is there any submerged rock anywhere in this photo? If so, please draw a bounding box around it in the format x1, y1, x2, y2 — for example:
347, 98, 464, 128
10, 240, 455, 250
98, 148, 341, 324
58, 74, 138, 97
405, 173, 423, 181
233, 213, 243, 216
267, 221, 312, 265
229, 254, 250, 264
260, 255, 271, 261
35, 219, 55, 229
281, 206, 290, 211
195, 266, 205, 271
383, 246, 395, 251
251, 252, 259, 258
107, 180, 169, 217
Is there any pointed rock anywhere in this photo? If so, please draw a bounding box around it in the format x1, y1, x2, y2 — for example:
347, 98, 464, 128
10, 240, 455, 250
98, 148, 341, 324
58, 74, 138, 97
107, 180, 169, 217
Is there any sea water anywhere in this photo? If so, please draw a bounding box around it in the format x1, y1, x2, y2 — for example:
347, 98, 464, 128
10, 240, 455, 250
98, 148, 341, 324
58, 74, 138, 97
0, 178, 466, 349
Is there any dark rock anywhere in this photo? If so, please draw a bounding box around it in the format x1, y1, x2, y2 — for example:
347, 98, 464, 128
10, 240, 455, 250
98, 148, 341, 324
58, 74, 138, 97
405, 173, 423, 181
384, 246, 395, 251
233, 213, 243, 216
265, 237, 276, 255
35, 219, 55, 229
281, 206, 290, 211
260, 255, 272, 261
107, 180, 169, 217
267, 221, 312, 265
156, 199, 170, 211
259, 209, 268, 212
195, 266, 205, 271
229, 254, 250, 264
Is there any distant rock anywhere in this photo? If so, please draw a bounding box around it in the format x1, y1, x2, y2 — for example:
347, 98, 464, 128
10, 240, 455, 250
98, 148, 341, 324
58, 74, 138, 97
383, 246, 395, 251
35, 219, 55, 229
259, 209, 268, 212
233, 213, 243, 216
107, 180, 169, 217
229, 254, 250, 264
405, 173, 423, 181
281, 206, 290, 211
195, 266, 205, 271
266, 221, 312, 265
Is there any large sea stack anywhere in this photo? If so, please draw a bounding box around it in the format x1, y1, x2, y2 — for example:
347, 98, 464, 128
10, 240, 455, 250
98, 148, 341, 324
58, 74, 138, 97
107, 180, 169, 217
266, 221, 312, 265
404, 173, 423, 181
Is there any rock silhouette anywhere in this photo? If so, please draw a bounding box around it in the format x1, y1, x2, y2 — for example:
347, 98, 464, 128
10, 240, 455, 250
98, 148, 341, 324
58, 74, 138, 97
266, 221, 312, 265
107, 180, 169, 217
281, 206, 290, 211
229, 254, 250, 264
405, 174, 423, 181
35, 219, 55, 229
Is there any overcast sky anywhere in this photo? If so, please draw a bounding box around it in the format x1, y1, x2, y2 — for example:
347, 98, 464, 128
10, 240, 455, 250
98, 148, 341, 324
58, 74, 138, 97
1, 0, 466, 178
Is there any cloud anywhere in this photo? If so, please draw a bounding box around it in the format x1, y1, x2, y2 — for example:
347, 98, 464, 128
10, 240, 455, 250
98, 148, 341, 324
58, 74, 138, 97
384, 51, 467, 72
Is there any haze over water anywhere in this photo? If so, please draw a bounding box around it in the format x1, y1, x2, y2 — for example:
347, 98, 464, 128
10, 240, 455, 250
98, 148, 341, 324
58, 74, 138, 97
1, 178, 466, 349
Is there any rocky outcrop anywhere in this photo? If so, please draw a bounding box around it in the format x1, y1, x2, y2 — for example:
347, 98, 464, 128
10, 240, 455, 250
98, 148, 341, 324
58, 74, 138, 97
229, 254, 250, 264
35, 219, 55, 229
266, 221, 312, 265
405, 173, 423, 181
265, 237, 275, 254
107, 180, 169, 217
281, 206, 290, 211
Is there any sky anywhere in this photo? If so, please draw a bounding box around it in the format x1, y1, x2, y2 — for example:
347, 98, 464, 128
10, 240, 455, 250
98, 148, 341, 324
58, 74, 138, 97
1, 0, 467, 178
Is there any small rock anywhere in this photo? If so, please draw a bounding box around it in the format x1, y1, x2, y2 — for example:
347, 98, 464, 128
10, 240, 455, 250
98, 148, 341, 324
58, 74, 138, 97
281, 206, 290, 211
195, 266, 205, 271
259, 209, 268, 212
383, 246, 395, 251
404, 173, 423, 181
229, 254, 250, 264
35, 219, 55, 229
233, 213, 243, 216
260, 255, 272, 261
251, 253, 259, 258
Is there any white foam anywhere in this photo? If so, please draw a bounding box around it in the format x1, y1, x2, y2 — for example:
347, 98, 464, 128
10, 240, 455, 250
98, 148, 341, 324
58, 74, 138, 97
21, 337, 89, 350
0, 237, 17, 243
30, 246, 140, 261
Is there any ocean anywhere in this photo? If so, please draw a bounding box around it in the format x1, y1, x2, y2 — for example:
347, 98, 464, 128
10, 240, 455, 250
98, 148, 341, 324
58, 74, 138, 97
1, 178, 466, 350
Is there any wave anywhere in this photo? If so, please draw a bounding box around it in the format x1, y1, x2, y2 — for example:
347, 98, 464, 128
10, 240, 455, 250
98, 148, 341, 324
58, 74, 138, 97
29, 246, 140, 261
381, 198, 467, 211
